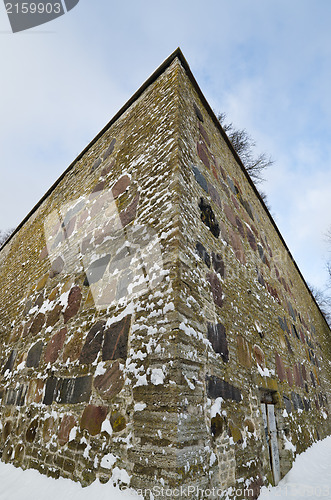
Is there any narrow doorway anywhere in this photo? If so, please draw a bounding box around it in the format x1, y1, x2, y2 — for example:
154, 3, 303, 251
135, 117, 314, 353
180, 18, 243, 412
260, 398, 280, 485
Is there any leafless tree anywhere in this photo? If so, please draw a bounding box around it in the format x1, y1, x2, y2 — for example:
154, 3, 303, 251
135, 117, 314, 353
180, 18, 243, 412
308, 282, 331, 327
217, 112, 274, 185
0, 228, 15, 247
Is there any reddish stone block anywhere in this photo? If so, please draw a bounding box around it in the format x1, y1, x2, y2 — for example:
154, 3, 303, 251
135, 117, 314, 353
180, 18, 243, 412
229, 229, 246, 265
301, 364, 307, 381
102, 315, 131, 361
237, 336, 252, 368
293, 364, 303, 388
90, 180, 105, 199
211, 165, 219, 181
63, 286, 82, 324
79, 320, 105, 365
199, 122, 210, 146
207, 182, 222, 208
253, 345, 265, 369
275, 353, 286, 382
63, 216, 76, 240
63, 331, 84, 363
246, 227, 257, 252
39, 246, 48, 261
112, 175, 131, 199
231, 194, 240, 210
197, 141, 210, 169
46, 304, 62, 328
119, 194, 140, 228
224, 203, 237, 227
236, 216, 245, 239
44, 328, 67, 364
80, 404, 108, 436
94, 361, 125, 400
219, 165, 227, 181
29, 313, 46, 336
58, 415, 76, 446
206, 272, 224, 308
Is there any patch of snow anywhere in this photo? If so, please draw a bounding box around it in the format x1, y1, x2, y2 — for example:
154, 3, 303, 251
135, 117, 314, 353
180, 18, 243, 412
101, 453, 117, 470
134, 403, 147, 412
101, 419, 113, 436
150, 368, 165, 385
210, 397, 223, 419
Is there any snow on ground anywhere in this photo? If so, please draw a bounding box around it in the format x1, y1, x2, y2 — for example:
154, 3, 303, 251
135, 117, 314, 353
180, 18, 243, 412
258, 435, 331, 499
0, 436, 330, 500
0, 464, 142, 500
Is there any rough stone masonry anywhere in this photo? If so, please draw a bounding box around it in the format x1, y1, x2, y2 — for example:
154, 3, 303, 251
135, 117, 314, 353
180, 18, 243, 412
0, 49, 330, 499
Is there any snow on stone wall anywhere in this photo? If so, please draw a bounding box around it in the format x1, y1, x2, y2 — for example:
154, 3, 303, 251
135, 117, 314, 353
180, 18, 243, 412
0, 51, 330, 499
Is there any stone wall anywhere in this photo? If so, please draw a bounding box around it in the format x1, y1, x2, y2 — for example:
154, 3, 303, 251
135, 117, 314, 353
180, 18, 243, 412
0, 50, 330, 499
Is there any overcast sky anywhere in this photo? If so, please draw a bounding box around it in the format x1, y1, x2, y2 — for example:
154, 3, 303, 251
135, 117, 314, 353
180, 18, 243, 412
1, 0, 331, 290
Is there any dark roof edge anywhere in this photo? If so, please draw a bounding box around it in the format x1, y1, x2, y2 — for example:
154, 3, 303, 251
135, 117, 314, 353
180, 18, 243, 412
1, 48, 329, 332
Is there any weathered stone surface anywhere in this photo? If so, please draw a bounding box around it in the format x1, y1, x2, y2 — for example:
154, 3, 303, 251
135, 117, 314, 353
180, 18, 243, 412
29, 313, 46, 336
193, 102, 204, 122
58, 415, 76, 446
236, 216, 245, 239
275, 353, 286, 382
63, 286, 82, 324
26, 341, 43, 368
26, 419, 38, 443
94, 360, 125, 400
42, 417, 55, 443
196, 242, 210, 268
207, 323, 229, 362
102, 315, 131, 361
237, 336, 251, 368
198, 122, 210, 146
291, 391, 304, 410
43, 376, 92, 405
119, 194, 139, 227
102, 138, 116, 160
206, 272, 224, 308
112, 175, 131, 199
286, 367, 294, 387
191, 165, 208, 192
253, 345, 265, 368
197, 141, 210, 169
224, 203, 237, 227
83, 255, 111, 287
39, 246, 48, 261
2, 350, 16, 374
293, 364, 303, 388
283, 395, 292, 414
199, 198, 220, 238
207, 182, 222, 208
27, 379, 44, 404
46, 304, 62, 328
79, 321, 105, 365
229, 228, 246, 264
80, 405, 108, 436
211, 252, 225, 278
206, 376, 241, 402
91, 158, 102, 172
44, 328, 66, 364
36, 274, 49, 291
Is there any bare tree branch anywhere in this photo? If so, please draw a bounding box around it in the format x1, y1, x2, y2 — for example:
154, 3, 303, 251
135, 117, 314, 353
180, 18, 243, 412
217, 112, 273, 185
0, 228, 15, 247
